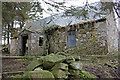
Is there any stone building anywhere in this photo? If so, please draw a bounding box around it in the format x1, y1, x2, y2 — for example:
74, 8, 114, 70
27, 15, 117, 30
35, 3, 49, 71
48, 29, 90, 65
10, 2, 118, 56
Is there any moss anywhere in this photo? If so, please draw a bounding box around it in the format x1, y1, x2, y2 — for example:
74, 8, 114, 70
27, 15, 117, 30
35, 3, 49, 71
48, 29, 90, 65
69, 69, 81, 76
25, 28, 33, 32
43, 53, 66, 69
2, 71, 24, 75
51, 63, 68, 71
70, 61, 83, 70
36, 29, 41, 32
23, 70, 54, 79
81, 70, 96, 78
51, 69, 68, 79
12, 74, 23, 80
25, 60, 43, 71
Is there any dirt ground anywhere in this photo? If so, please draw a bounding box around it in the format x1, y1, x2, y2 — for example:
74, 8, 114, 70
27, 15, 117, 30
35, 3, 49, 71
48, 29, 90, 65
83, 64, 119, 78
2, 59, 30, 72
2, 56, 120, 78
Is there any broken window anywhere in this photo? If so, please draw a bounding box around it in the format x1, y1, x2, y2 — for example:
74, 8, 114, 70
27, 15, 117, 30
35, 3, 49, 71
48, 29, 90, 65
67, 31, 76, 47
39, 37, 43, 46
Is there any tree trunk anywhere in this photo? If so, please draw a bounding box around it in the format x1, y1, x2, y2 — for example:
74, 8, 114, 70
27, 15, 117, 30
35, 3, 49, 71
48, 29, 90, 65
11, 21, 14, 38
7, 24, 10, 44
4, 25, 6, 45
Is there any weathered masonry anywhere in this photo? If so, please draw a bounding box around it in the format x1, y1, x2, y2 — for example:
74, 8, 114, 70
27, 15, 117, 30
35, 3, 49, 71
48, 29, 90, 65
45, 18, 108, 55
10, 29, 44, 56
10, 16, 118, 56
10, 2, 118, 56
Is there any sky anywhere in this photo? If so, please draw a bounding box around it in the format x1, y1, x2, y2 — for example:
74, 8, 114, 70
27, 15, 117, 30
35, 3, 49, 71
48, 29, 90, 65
40, 0, 100, 18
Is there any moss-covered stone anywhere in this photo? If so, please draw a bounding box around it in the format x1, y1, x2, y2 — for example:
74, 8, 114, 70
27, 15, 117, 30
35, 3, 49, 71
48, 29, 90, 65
56, 52, 68, 56
51, 63, 68, 71
43, 53, 66, 63
69, 69, 80, 76
12, 74, 22, 80
25, 60, 43, 71
51, 69, 68, 79
43, 53, 66, 69
69, 61, 83, 70
81, 70, 96, 78
23, 70, 54, 79
65, 56, 75, 63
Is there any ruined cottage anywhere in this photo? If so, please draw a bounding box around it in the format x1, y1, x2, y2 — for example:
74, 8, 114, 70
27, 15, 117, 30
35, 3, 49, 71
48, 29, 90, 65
10, 2, 118, 56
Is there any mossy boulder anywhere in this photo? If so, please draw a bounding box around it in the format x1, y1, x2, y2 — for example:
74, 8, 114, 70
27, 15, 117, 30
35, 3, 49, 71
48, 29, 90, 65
69, 69, 81, 76
12, 74, 22, 80
56, 52, 68, 56
68, 69, 96, 78
51, 69, 69, 79
69, 61, 83, 70
25, 60, 42, 71
43, 53, 66, 69
51, 63, 68, 71
23, 70, 54, 79
81, 70, 96, 78
65, 56, 75, 63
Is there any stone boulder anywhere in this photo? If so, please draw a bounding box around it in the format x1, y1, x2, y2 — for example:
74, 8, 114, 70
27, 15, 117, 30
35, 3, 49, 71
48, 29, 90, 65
51, 63, 68, 71
25, 60, 42, 71
69, 61, 83, 70
51, 69, 69, 79
69, 69, 80, 76
81, 70, 96, 78
65, 56, 75, 63
23, 70, 54, 79
42, 53, 66, 69
12, 74, 22, 80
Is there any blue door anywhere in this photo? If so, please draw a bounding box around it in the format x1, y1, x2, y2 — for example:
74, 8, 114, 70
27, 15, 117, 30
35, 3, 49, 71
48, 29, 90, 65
67, 31, 76, 47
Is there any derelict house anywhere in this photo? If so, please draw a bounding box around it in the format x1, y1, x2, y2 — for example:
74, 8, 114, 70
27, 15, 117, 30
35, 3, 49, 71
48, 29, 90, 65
10, 2, 118, 56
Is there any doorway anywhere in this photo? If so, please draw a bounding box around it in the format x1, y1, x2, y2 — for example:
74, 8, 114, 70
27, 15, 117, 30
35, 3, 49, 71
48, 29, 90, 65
21, 34, 28, 56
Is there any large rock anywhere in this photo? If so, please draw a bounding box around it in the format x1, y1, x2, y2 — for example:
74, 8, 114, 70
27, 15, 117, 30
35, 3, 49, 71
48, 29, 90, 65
34, 66, 43, 71
23, 70, 54, 79
12, 74, 22, 80
81, 70, 96, 78
51, 69, 69, 79
51, 63, 68, 71
65, 56, 75, 63
25, 60, 42, 71
69, 69, 80, 76
69, 61, 83, 70
43, 53, 66, 69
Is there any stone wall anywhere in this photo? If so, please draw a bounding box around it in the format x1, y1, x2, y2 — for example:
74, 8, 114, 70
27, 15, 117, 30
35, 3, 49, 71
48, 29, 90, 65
30, 33, 43, 56
14, 14, 118, 56
10, 38, 18, 55
106, 12, 118, 53
48, 20, 108, 55
17, 30, 43, 56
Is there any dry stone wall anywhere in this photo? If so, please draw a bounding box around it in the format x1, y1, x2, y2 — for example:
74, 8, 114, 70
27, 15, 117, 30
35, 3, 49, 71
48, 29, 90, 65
48, 21, 108, 55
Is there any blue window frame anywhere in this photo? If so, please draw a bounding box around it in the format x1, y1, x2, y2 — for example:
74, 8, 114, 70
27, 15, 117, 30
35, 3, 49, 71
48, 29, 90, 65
67, 31, 76, 47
